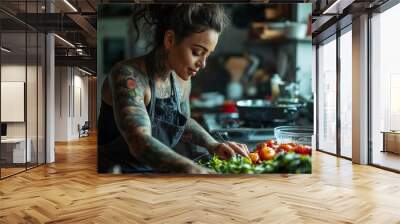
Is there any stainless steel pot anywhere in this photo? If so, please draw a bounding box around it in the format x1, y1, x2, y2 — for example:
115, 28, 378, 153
236, 99, 299, 123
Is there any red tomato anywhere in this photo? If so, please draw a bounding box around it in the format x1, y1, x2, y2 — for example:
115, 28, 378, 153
294, 145, 304, 154
256, 142, 268, 151
265, 139, 277, 148
295, 145, 312, 155
278, 144, 294, 152
272, 144, 279, 149
291, 144, 299, 152
303, 145, 312, 155
259, 147, 276, 161
287, 143, 299, 149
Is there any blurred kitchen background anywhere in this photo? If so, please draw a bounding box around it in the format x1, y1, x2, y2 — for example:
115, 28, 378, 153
97, 4, 313, 152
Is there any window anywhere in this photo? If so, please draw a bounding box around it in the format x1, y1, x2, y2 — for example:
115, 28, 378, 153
371, 2, 400, 171
0, 1, 47, 179
317, 37, 337, 154
339, 29, 352, 158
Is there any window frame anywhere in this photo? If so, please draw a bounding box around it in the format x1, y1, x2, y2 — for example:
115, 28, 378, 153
315, 21, 353, 160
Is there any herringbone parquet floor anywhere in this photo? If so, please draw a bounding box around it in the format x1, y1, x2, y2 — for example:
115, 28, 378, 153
1, 134, 400, 224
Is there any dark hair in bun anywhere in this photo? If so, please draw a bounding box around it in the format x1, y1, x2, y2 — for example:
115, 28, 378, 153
132, 4, 229, 48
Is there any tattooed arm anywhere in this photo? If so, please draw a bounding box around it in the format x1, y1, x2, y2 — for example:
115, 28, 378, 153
179, 80, 249, 160
109, 64, 209, 173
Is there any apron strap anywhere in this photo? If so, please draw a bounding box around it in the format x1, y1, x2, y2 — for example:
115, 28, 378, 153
145, 52, 157, 121
149, 76, 156, 121
170, 73, 181, 113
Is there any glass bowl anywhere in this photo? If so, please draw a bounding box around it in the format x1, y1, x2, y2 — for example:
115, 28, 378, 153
274, 126, 313, 145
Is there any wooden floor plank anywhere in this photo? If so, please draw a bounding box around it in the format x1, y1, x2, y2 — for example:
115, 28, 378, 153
0, 134, 400, 223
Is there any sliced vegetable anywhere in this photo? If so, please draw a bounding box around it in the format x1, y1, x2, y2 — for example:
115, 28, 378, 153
197, 140, 312, 174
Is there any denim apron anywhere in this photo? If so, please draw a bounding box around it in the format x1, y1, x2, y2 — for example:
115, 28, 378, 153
97, 72, 187, 173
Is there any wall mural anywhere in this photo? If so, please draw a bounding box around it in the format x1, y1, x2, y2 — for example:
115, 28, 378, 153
97, 3, 313, 174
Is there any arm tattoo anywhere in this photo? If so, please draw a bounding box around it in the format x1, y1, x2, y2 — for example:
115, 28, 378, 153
183, 118, 219, 151
178, 80, 218, 150
109, 64, 205, 173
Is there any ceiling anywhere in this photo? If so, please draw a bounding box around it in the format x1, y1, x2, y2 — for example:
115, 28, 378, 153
0, 0, 98, 73
311, 0, 390, 42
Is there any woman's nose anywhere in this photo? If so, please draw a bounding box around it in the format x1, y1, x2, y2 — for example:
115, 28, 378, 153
197, 57, 206, 69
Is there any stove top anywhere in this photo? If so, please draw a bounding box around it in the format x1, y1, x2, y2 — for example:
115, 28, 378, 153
202, 112, 312, 149
202, 113, 280, 145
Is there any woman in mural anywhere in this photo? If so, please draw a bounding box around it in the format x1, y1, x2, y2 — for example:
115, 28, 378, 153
98, 4, 249, 174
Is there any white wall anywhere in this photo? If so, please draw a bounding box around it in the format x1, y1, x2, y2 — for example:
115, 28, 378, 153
1, 64, 46, 164
1, 65, 32, 137
72, 72, 89, 138
1, 65, 26, 142
55, 67, 69, 141
55, 67, 89, 141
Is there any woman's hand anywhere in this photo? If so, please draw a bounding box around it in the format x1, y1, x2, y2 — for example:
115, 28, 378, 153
187, 165, 216, 174
207, 141, 250, 160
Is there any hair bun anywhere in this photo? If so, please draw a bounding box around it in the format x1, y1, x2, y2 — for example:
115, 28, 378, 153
132, 4, 228, 48
147, 4, 179, 25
